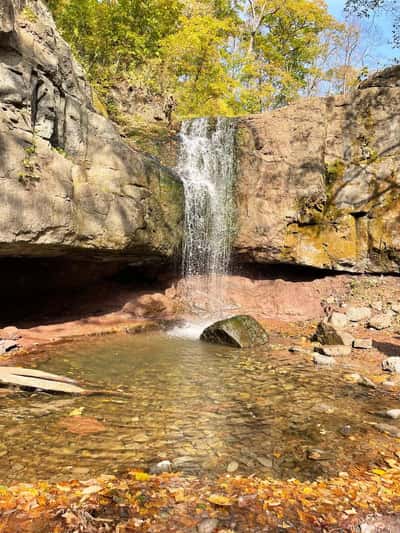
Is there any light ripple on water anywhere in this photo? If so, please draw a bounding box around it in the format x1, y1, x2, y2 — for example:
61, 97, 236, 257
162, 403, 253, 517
0, 332, 397, 484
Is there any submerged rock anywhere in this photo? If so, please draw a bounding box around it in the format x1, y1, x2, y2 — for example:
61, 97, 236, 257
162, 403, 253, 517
149, 460, 172, 474
200, 315, 269, 348
369, 422, 400, 438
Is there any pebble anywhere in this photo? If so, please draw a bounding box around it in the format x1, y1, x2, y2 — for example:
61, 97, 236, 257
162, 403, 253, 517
255, 456, 272, 468
313, 354, 336, 366
307, 449, 326, 461
227, 461, 239, 473
198, 518, 219, 533
346, 306, 372, 322
385, 409, 400, 420
289, 346, 310, 354
173, 456, 195, 466
382, 380, 398, 389
71, 467, 90, 476
150, 460, 172, 474
353, 338, 373, 349
318, 345, 351, 357
312, 403, 335, 414
328, 312, 349, 329
0, 340, 18, 355
368, 313, 392, 330
339, 331, 355, 347
382, 357, 400, 374
370, 422, 400, 438
340, 425, 352, 436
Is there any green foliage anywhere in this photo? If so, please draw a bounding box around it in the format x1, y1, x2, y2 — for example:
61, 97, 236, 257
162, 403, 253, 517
47, 0, 346, 118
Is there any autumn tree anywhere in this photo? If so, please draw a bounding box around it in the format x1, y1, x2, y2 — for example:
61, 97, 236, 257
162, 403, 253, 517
231, 0, 338, 112
47, 0, 353, 118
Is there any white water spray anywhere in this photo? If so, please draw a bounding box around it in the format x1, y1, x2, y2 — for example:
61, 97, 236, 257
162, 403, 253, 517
171, 117, 236, 335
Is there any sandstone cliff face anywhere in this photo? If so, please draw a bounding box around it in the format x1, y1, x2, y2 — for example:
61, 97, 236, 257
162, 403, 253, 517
0, 0, 183, 263
235, 66, 400, 273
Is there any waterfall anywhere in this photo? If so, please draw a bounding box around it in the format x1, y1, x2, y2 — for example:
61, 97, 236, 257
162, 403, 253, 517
176, 117, 236, 318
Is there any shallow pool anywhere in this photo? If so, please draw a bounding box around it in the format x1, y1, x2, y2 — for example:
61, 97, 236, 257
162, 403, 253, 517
0, 332, 398, 484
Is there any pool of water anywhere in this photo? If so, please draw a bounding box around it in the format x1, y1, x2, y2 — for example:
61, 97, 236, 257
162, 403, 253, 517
0, 332, 398, 484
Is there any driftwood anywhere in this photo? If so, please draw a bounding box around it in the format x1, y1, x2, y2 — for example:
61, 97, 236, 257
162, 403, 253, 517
0, 367, 87, 394
0, 367, 134, 397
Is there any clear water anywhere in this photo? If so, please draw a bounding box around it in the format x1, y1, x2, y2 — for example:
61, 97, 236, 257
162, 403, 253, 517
0, 332, 398, 484
177, 118, 236, 317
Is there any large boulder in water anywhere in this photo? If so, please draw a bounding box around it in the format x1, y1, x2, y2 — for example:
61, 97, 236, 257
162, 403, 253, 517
200, 315, 269, 348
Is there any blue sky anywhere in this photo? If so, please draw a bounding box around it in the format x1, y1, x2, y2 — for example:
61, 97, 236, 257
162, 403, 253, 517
326, 0, 398, 66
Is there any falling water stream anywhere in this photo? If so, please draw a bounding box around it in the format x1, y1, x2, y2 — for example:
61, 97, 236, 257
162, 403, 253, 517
176, 117, 236, 321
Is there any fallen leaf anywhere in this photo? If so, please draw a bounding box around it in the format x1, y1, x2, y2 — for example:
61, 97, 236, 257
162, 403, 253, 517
133, 472, 151, 481
172, 488, 185, 502
58, 416, 106, 435
69, 407, 84, 417
208, 494, 232, 506
371, 468, 386, 476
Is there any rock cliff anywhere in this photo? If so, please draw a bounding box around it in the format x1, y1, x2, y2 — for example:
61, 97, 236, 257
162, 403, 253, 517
0, 0, 183, 264
235, 66, 400, 273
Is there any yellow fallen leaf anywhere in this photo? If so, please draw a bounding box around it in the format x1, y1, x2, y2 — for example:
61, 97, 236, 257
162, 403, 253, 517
69, 407, 84, 417
208, 494, 232, 506
172, 488, 185, 503
371, 468, 386, 476
371, 375, 387, 384
267, 500, 282, 507
133, 472, 151, 481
